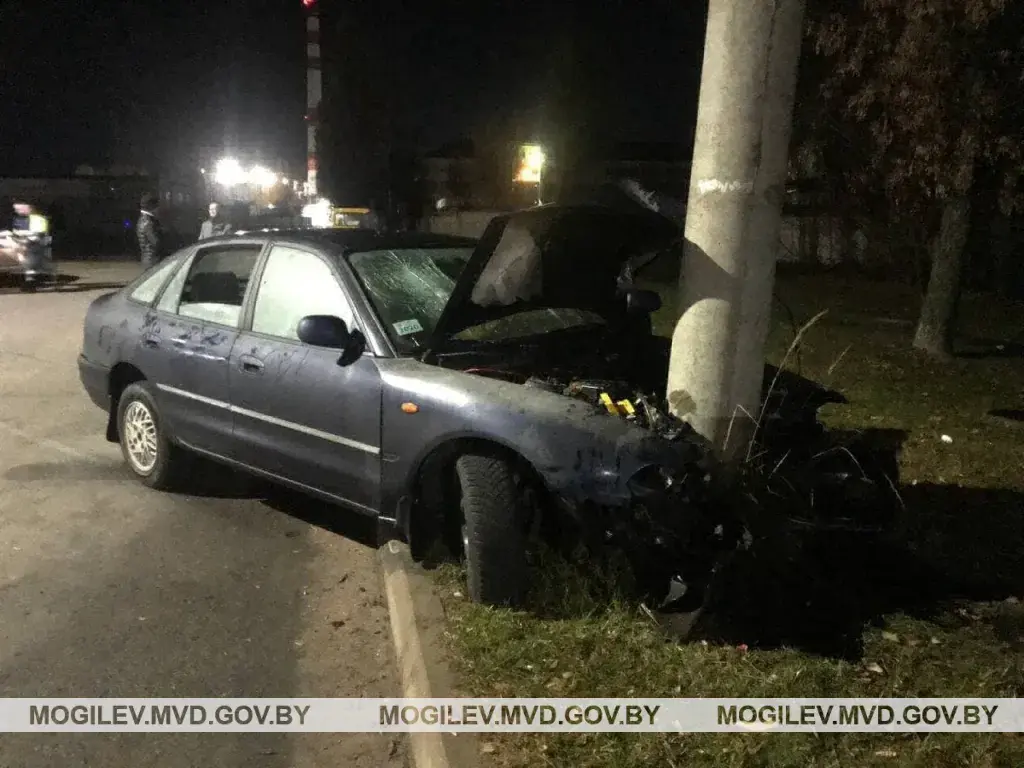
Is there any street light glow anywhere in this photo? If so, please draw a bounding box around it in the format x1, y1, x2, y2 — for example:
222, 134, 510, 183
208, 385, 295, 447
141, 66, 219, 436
249, 165, 277, 188
213, 157, 247, 186
302, 198, 333, 228
212, 158, 287, 189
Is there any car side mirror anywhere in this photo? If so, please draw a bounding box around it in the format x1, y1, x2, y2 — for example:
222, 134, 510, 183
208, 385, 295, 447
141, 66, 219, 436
625, 288, 662, 314
297, 315, 351, 349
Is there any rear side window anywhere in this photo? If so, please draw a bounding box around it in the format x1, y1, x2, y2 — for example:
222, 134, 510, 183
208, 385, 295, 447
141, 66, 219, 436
155, 254, 192, 313
176, 246, 262, 328
128, 255, 184, 304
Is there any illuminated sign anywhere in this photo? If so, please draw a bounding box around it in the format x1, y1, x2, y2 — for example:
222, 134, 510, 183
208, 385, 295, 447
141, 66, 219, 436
515, 144, 545, 184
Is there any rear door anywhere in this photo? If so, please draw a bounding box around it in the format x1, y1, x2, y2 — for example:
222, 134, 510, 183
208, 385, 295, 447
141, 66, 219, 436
228, 243, 383, 513
115, 251, 190, 397
145, 241, 265, 455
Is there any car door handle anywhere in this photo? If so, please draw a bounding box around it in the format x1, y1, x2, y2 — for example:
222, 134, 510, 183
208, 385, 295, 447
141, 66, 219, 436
239, 355, 264, 374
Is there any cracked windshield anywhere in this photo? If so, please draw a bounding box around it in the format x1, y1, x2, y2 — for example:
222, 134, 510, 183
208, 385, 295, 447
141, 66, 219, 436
347, 247, 605, 351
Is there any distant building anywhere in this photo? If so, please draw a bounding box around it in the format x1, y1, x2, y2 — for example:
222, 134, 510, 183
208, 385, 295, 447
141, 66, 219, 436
422, 139, 486, 210
421, 139, 694, 212
590, 142, 692, 201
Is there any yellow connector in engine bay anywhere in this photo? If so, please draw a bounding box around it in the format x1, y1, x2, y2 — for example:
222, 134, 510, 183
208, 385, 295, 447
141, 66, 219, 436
599, 393, 620, 415
616, 399, 636, 416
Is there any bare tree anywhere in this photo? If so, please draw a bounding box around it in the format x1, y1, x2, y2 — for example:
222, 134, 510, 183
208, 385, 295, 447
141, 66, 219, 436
808, 0, 1024, 357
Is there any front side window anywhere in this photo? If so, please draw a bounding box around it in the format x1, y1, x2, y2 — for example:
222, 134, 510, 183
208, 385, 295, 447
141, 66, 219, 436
251, 245, 355, 341
127, 253, 185, 305
176, 245, 262, 328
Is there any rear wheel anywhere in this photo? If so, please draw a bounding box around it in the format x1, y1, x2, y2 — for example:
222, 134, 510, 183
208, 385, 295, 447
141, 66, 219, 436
455, 453, 529, 607
117, 382, 188, 490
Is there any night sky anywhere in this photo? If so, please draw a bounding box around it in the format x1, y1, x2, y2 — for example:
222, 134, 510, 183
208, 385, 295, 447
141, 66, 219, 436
1, 0, 707, 178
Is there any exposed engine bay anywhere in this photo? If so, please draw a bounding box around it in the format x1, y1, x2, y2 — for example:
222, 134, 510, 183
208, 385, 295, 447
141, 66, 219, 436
433, 331, 838, 448
435, 332, 687, 433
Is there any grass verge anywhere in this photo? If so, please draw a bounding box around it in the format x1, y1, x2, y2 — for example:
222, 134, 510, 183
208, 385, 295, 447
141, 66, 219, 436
435, 271, 1024, 767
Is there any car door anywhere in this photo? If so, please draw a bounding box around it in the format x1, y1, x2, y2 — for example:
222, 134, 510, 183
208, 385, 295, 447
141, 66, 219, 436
143, 241, 265, 455
121, 252, 191, 377
228, 242, 383, 514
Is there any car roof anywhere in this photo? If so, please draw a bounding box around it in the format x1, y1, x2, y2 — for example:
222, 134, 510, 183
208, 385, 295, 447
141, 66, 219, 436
209, 227, 478, 252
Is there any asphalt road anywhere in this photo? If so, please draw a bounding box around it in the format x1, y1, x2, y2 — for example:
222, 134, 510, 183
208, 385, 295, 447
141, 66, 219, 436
0, 263, 407, 767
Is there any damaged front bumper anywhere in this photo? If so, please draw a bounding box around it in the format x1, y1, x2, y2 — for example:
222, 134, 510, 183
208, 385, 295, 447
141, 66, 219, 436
619, 452, 750, 614
547, 430, 752, 616
557, 405, 901, 620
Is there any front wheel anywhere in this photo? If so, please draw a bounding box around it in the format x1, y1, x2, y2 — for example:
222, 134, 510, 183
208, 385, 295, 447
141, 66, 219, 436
117, 382, 188, 490
455, 453, 529, 607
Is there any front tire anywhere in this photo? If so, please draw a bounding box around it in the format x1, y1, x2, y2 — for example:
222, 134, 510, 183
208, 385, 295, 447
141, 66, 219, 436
117, 382, 187, 490
455, 454, 529, 607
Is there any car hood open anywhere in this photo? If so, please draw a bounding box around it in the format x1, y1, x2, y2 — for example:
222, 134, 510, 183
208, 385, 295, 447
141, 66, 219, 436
427, 201, 681, 346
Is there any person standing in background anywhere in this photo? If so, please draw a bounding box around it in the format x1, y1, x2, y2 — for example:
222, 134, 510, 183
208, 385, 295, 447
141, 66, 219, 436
199, 202, 231, 240
137, 193, 163, 268
7, 202, 53, 291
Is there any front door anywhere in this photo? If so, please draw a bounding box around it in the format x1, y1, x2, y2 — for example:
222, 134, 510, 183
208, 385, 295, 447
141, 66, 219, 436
228, 243, 383, 514
146, 242, 264, 455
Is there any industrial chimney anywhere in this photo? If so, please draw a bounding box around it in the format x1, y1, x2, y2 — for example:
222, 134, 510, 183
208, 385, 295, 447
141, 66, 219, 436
303, 0, 321, 199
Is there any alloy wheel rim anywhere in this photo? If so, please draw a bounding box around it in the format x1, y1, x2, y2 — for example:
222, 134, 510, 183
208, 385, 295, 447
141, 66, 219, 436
123, 400, 158, 473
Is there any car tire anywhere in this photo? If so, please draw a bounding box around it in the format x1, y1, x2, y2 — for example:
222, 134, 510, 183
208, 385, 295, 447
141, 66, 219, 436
117, 382, 187, 491
455, 453, 528, 607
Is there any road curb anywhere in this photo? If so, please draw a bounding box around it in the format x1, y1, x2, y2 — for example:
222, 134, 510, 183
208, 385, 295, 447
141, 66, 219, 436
380, 540, 479, 768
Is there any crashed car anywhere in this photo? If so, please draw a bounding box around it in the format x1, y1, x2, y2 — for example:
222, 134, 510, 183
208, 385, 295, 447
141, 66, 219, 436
77, 204, 895, 611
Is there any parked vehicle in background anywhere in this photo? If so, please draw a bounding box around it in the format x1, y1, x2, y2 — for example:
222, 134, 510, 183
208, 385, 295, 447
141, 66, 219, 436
0, 202, 57, 291
332, 207, 377, 229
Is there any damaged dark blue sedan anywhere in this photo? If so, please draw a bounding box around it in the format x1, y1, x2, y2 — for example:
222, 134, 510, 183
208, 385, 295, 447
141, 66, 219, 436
78, 204, 890, 612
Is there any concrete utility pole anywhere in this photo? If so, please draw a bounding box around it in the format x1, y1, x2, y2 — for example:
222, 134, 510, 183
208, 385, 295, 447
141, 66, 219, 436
666, 0, 806, 458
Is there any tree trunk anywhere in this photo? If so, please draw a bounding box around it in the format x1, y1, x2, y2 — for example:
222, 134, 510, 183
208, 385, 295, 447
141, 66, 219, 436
912, 196, 972, 358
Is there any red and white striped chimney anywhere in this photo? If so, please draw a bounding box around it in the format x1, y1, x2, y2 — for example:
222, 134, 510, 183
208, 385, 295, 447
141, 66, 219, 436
303, 0, 321, 198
